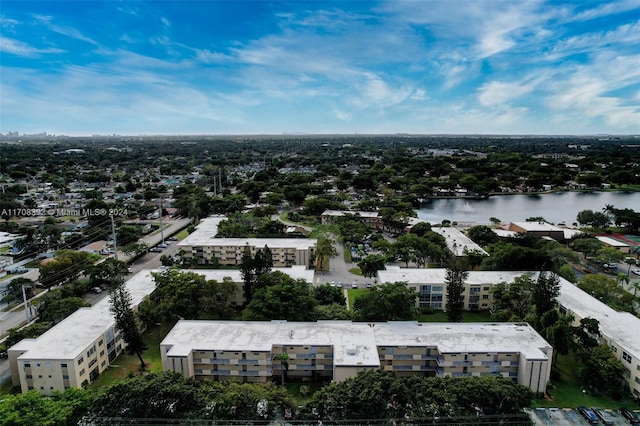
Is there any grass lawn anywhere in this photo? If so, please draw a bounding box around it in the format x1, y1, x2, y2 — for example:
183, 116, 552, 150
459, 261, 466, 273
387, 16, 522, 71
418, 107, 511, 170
175, 229, 189, 240
343, 248, 352, 263
532, 351, 640, 409
284, 381, 325, 406
349, 267, 362, 275
347, 289, 368, 310
89, 322, 173, 390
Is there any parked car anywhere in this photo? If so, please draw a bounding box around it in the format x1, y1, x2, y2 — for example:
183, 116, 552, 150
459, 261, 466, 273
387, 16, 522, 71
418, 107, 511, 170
592, 407, 615, 425
578, 406, 600, 424
351, 282, 358, 289
167, 236, 178, 241
632, 268, 640, 276
149, 247, 163, 253
90, 287, 102, 294
337, 282, 343, 288
366, 282, 372, 288
158, 243, 168, 248
620, 407, 640, 424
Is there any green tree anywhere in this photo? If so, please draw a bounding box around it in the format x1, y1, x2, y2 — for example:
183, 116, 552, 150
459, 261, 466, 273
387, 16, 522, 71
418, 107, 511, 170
116, 224, 142, 246
314, 303, 351, 320
272, 352, 289, 386
109, 277, 147, 368
352, 282, 418, 321
0, 388, 94, 426
242, 272, 317, 321
533, 272, 561, 320
312, 284, 346, 306
357, 254, 386, 278
37, 296, 90, 324
577, 344, 627, 399
315, 237, 338, 271
466, 225, 499, 247
89, 258, 128, 288
490, 275, 535, 321
445, 261, 468, 322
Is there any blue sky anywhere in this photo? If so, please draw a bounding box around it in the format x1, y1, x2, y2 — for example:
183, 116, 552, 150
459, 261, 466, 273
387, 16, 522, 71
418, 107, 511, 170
1, 1, 639, 135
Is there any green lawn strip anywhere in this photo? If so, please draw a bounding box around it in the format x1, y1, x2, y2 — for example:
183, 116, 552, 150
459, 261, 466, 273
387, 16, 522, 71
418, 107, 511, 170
532, 351, 639, 409
348, 267, 362, 276
175, 229, 189, 240
347, 289, 368, 310
343, 248, 352, 263
284, 381, 325, 406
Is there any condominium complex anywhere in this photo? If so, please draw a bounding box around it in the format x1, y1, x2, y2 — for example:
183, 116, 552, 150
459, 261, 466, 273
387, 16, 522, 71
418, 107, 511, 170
177, 216, 317, 267
161, 320, 552, 393
8, 270, 157, 395
378, 266, 527, 310
320, 210, 382, 230
377, 267, 640, 397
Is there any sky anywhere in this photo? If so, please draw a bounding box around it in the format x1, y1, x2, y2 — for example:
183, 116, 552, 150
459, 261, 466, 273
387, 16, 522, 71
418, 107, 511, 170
1, 1, 639, 136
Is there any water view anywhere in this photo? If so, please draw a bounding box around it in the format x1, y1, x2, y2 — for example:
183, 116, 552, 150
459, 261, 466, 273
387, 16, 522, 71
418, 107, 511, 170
418, 191, 640, 225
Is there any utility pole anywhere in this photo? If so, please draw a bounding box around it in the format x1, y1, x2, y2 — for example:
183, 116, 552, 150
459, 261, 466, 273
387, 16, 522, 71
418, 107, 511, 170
158, 197, 165, 244
22, 285, 31, 323
110, 214, 119, 261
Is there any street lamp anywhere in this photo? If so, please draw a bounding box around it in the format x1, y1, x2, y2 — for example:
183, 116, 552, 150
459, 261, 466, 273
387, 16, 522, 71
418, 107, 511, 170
582, 389, 586, 405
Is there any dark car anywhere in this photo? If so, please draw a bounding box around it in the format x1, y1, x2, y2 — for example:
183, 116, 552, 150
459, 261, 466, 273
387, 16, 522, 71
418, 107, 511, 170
592, 407, 615, 425
578, 406, 599, 424
620, 407, 640, 424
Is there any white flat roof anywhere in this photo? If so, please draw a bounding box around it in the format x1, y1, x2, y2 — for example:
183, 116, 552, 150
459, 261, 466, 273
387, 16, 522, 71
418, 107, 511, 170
374, 322, 551, 360
321, 210, 379, 219
595, 236, 629, 247
378, 266, 531, 286
493, 229, 518, 238
511, 221, 562, 232
161, 321, 550, 364
162, 320, 381, 367
178, 216, 316, 249
13, 270, 157, 361
430, 227, 488, 256
558, 277, 640, 357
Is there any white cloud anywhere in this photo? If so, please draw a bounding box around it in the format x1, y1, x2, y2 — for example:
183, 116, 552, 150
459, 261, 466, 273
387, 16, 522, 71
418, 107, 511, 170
33, 14, 97, 45
161, 16, 171, 27
478, 80, 535, 106
0, 36, 64, 57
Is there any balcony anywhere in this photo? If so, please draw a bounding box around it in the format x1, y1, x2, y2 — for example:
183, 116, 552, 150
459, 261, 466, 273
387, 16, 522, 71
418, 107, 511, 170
393, 354, 414, 360
452, 361, 473, 367
452, 372, 472, 377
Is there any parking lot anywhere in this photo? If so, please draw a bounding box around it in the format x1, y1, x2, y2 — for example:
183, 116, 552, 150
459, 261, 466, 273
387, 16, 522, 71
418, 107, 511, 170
525, 407, 634, 425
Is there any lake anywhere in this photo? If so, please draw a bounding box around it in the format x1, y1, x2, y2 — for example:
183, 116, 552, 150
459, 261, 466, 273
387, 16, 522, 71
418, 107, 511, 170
417, 191, 640, 225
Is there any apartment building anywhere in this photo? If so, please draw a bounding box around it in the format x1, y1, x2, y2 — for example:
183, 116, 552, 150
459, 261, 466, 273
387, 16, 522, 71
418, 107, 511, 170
377, 267, 640, 397
8, 270, 157, 395
7, 267, 316, 395
320, 210, 382, 230
557, 277, 640, 398
177, 216, 316, 267
378, 267, 527, 310
161, 320, 551, 393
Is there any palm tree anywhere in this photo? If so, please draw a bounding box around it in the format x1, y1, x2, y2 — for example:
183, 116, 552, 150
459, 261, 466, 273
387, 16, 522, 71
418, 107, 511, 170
315, 237, 338, 271
272, 352, 289, 385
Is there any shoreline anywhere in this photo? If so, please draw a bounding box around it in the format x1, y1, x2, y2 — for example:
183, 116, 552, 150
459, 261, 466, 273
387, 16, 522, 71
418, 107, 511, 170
420, 188, 639, 202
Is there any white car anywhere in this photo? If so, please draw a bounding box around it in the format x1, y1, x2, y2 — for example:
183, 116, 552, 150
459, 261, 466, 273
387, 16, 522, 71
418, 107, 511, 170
632, 269, 640, 275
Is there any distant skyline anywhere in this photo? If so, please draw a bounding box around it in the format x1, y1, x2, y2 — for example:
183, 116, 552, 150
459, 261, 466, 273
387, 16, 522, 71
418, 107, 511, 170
1, 1, 639, 136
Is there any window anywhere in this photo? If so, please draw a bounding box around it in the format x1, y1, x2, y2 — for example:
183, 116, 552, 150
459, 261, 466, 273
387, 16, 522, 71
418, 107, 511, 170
79, 369, 85, 376
611, 346, 618, 353
623, 352, 632, 363
26, 374, 32, 379
61, 363, 67, 368
98, 340, 104, 346
77, 357, 84, 365
483, 286, 490, 291
63, 375, 69, 379
482, 295, 489, 299
24, 363, 31, 368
